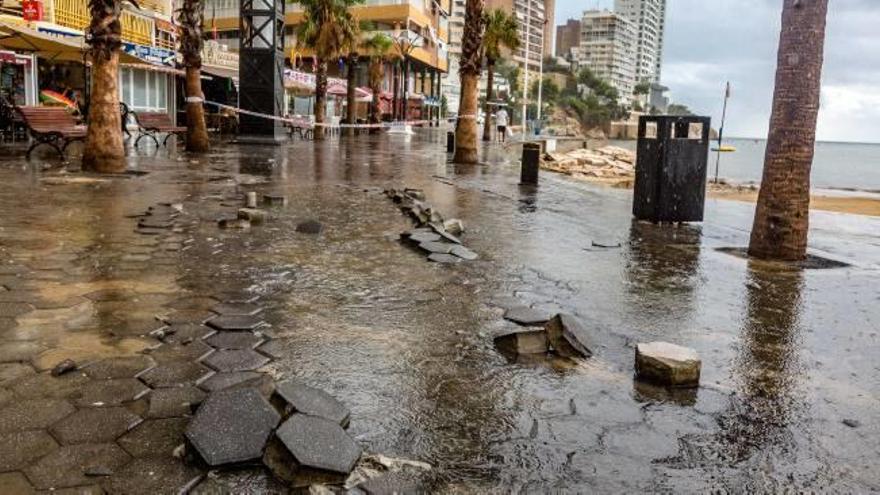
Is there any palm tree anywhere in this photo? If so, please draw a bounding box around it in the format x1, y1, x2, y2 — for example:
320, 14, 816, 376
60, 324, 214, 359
362, 32, 393, 127
293, 0, 362, 140
480, 9, 518, 142
749, 0, 829, 261
82, 0, 133, 172
177, 0, 209, 152
453, 0, 485, 163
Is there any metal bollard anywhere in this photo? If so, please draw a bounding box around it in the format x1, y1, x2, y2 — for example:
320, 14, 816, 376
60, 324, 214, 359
521, 142, 541, 185
446, 131, 455, 153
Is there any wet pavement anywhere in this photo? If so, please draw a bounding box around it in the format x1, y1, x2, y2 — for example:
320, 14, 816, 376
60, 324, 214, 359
0, 130, 878, 493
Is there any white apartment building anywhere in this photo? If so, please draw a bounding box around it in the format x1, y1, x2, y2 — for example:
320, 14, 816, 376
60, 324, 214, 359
571, 10, 637, 103
614, 0, 666, 83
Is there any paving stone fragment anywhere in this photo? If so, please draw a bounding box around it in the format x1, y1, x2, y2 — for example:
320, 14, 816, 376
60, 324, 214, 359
494, 329, 549, 355
147, 386, 207, 418
635, 341, 701, 388
74, 378, 151, 407
210, 303, 263, 316
0, 398, 75, 432
407, 232, 441, 244
146, 340, 214, 364
206, 315, 266, 331
545, 314, 595, 358
419, 241, 455, 254
185, 387, 280, 466
0, 302, 34, 318
205, 332, 265, 350
0, 430, 59, 471
503, 306, 551, 326
118, 418, 189, 457
274, 379, 351, 427
24, 443, 131, 490
0, 472, 35, 494
256, 339, 284, 359
49, 407, 142, 444
0, 342, 44, 363
358, 473, 425, 495
50, 359, 77, 377
197, 371, 270, 393
427, 253, 461, 264
160, 310, 214, 325
83, 355, 155, 380
102, 456, 203, 494
450, 245, 479, 261
295, 220, 324, 234
203, 349, 270, 372
274, 414, 362, 474
0, 363, 36, 387
140, 360, 213, 388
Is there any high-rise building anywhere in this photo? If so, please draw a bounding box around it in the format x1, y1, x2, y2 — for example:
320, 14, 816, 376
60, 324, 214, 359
614, 0, 666, 83
555, 19, 580, 58
485, 0, 549, 74
570, 10, 637, 103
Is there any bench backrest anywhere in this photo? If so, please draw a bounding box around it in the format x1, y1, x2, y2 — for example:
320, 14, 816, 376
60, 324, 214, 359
136, 112, 174, 129
17, 106, 80, 133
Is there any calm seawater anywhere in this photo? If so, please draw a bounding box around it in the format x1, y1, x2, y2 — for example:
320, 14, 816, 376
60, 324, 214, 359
609, 138, 880, 192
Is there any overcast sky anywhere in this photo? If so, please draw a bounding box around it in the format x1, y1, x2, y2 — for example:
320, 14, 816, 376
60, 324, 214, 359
554, 1, 880, 143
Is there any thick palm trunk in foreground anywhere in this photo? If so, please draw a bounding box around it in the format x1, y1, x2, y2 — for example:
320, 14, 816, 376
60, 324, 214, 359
179, 0, 209, 152
749, 0, 828, 261
453, 0, 484, 163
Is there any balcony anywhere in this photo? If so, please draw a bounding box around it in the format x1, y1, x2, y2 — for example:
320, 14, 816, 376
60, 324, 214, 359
52, 0, 155, 46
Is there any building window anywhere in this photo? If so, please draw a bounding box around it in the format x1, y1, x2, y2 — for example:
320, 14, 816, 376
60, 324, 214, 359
119, 67, 170, 113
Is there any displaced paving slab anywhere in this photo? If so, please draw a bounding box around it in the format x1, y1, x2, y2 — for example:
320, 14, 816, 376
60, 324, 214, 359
203, 349, 270, 372
198, 371, 269, 393
635, 342, 701, 388
494, 329, 549, 355
545, 314, 595, 357
274, 414, 362, 474
206, 315, 266, 332
185, 387, 280, 466
503, 306, 551, 327
275, 379, 351, 427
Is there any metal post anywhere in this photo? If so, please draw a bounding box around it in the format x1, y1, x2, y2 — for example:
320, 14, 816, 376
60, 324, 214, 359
714, 81, 730, 183
521, 142, 540, 184
521, 0, 531, 135
536, 19, 545, 122
447, 130, 455, 152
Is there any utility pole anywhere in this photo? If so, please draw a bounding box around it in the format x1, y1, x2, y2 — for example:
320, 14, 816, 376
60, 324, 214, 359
520, 0, 531, 135
536, 18, 546, 123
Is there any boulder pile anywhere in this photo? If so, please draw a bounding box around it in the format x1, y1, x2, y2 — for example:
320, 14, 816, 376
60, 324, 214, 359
542, 146, 636, 187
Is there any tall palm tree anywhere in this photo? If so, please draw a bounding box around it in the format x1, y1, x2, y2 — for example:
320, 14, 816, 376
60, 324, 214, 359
362, 32, 393, 127
177, 0, 209, 152
294, 0, 361, 140
749, 0, 829, 261
453, 0, 485, 163
480, 9, 518, 142
82, 0, 134, 172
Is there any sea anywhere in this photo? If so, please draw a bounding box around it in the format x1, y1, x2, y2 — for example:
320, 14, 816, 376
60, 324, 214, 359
609, 138, 880, 194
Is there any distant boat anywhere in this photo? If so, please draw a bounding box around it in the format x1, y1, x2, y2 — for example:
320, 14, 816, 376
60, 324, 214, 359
712, 144, 737, 152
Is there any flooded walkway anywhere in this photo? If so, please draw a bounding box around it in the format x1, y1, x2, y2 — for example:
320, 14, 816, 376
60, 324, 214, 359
0, 130, 878, 492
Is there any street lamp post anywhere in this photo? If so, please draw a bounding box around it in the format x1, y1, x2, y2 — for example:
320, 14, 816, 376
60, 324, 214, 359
520, 0, 531, 135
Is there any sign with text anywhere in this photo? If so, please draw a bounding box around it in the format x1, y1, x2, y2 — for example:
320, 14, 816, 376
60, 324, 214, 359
22, 0, 43, 21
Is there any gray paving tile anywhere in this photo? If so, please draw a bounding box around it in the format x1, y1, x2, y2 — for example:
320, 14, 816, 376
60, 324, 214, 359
146, 386, 206, 418
49, 407, 142, 444
102, 456, 202, 494
82, 356, 155, 380
205, 332, 265, 350
74, 378, 150, 407
206, 315, 266, 331
274, 414, 362, 474
139, 360, 213, 388
0, 398, 75, 432
24, 443, 131, 490
274, 379, 351, 427
0, 430, 59, 471
202, 349, 270, 372
117, 418, 188, 458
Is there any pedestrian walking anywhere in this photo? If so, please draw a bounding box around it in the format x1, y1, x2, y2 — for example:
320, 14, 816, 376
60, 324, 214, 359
495, 107, 509, 143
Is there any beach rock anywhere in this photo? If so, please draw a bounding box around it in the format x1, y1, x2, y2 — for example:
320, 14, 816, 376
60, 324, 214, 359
274, 379, 351, 427
494, 329, 549, 355
296, 220, 324, 235
51, 359, 77, 376
635, 342, 701, 388
238, 208, 268, 225
545, 314, 594, 358
503, 306, 551, 327
407, 232, 441, 244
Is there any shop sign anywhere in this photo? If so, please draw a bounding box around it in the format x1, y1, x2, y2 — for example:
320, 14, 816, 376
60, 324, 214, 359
122, 43, 176, 66
22, 0, 43, 21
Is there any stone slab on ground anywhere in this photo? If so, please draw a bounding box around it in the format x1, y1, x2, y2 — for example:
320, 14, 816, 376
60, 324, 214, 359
185, 387, 280, 466
274, 379, 351, 427
358, 473, 425, 495
295, 220, 324, 234
0, 430, 59, 471
418, 241, 455, 254
274, 413, 362, 474
427, 253, 460, 264
206, 315, 267, 332
203, 349, 270, 372
197, 371, 271, 394
49, 406, 142, 445
205, 331, 265, 350
160, 324, 217, 344
118, 417, 189, 458
0, 398, 75, 432
0, 341, 46, 363
82, 355, 155, 380
140, 360, 214, 388
450, 245, 478, 261
147, 386, 207, 418
503, 306, 551, 327
545, 314, 595, 358
494, 329, 549, 355
210, 303, 263, 317
635, 341, 701, 388
24, 443, 132, 490
74, 378, 151, 407
102, 456, 203, 494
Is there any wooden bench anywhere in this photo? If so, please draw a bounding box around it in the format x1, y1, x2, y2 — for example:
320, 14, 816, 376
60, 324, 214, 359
16, 106, 87, 159
133, 112, 186, 147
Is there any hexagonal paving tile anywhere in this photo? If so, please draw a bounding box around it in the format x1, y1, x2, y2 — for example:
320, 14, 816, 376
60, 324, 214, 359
275, 414, 362, 474
49, 407, 142, 445
102, 456, 203, 494
185, 387, 280, 466
274, 379, 351, 427
203, 349, 270, 372
205, 332, 265, 350
165, 296, 219, 311
160, 323, 216, 345
147, 340, 214, 364
0, 430, 59, 471
197, 371, 269, 393
117, 417, 189, 458
0, 341, 45, 363
503, 306, 552, 327
140, 360, 213, 388
0, 363, 35, 387
0, 398, 75, 432
74, 378, 150, 407
0, 472, 35, 494
83, 289, 136, 302
83, 356, 155, 380
24, 443, 132, 490
210, 303, 263, 317
0, 302, 34, 318
147, 386, 206, 418
206, 315, 266, 332
160, 310, 215, 325
11, 373, 91, 400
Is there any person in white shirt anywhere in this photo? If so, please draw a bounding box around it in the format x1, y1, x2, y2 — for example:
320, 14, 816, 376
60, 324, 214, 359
495, 107, 509, 143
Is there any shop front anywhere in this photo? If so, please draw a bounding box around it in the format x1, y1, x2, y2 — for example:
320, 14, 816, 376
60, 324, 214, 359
0, 50, 37, 106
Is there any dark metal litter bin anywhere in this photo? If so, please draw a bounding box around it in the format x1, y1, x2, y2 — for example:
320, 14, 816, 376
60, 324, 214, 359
521, 142, 541, 185
446, 131, 455, 153
633, 115, 711, 223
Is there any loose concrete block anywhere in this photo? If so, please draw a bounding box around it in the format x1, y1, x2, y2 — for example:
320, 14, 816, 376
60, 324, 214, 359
635, 342, 701, 388
494, 329, 549, 355
545, 314, 594, 358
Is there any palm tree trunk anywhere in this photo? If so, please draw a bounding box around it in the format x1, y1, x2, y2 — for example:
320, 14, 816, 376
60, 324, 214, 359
368, 61, 382, 133
482, 59, 495, 142
83, 51, 124, 173
748, 0, 828, 261
314, 58, 327, 140
391, 64, 399, 121
453, 0, 485, 163
185, 66, 209, 151
345, 53, 358, 137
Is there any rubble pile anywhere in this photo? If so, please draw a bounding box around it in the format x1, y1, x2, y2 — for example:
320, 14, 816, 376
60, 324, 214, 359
542, 146, 637, 187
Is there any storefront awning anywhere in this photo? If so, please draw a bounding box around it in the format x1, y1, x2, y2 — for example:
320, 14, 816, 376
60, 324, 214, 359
0, 22, 142, 64
120, 62, 185, 76
202, 64, 238, 82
